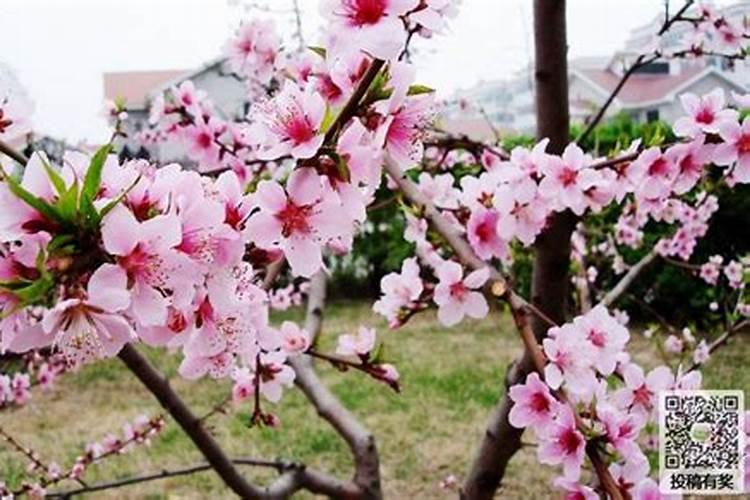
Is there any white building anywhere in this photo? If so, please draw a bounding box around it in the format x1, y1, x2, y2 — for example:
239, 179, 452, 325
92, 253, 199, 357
103, 58, 247, 162
448, 2, 750, 135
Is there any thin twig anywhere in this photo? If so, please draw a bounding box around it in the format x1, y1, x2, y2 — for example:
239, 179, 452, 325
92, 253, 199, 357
576, 0, 695, 145
687, 319, 749, 372
0, 139, 29, 165
600, 249, 659, 307
47, 457, 297, 499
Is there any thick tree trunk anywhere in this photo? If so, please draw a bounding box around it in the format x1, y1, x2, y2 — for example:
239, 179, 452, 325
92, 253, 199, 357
462, 2, 572, 498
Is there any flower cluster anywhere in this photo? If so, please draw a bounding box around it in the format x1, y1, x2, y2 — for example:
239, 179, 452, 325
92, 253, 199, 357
373, 88, 750, 328
0, 414, 165, 498
509, 306, 702, 497
0, 150, 312, 408
0, 350, 67, 409
664, 2, 750, 57
269, 280, 309, 311
699, 254, 747, 290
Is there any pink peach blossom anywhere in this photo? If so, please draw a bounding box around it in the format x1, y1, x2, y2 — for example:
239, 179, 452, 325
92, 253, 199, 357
244, 168, 347, 277
508, 372, 560, 432
537, 406, 586, 480
673, 89, 737, 137
433, 261, 489, 326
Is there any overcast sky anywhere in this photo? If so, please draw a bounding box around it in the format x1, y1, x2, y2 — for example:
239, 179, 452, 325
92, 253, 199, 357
0, 0, 700, 143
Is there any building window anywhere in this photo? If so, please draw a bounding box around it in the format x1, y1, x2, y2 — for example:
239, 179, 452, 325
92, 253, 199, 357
635, 62, 669, 74
646, 109, 659, 122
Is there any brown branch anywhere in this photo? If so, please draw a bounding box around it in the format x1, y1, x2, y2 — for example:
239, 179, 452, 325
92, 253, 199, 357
0, 427, 70, 485
600, 249, 659, 307
323, 59, 386, 144
687, 319, 749, 372
47, 457, 301, 499
575, 53, 657, 145
262, 258, 286, 290
116, 345, 265, 498
289, 271, 382, 499
118, 345, 360, 498
0, 139, 29, 166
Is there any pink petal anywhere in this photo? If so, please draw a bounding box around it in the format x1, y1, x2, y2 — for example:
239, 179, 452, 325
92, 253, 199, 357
712, 143, 738, 166
21, 153, 56, 200
291, 135, 325, 160
92, 314, 134, 357
141, 213, 182, 251
463, 292, 489, 319
6, 324, 53, 353
131, 283, 168, 326
437, 301, 463, 326
464, 267, 490, 289
102, 205, 140, 256
88, 264, 130, 312
253, 180, 287, 212
287, 167, 322, 206
178, 355, 209, 380
244, 212, 283, 248
284, 236, 322, 278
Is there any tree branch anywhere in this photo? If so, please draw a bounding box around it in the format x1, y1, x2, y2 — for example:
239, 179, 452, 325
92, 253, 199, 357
118, 345, 360, 498
687, 319, 749, 372
600, 249, 659, 307
576, 0, 695, 145
289, 271, 382, 499
323, 59, 386, 144
0, 139, 29, 166
47, 458, 290, 499
117, 345, 266, 498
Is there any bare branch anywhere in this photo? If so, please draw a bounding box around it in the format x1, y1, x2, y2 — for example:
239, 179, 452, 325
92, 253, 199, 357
0, 139, 29, 166
47, 458, 289, 499
289, 271, 382, 499
600, 249, 659, 307
117, 345, 265, 498
576, 1, 695, 145
687, 319, 749, 372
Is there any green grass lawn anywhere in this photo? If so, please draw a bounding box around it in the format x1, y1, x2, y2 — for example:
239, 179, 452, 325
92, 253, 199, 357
1, 302, 748, 499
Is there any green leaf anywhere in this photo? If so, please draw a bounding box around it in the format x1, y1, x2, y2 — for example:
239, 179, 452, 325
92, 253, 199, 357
80, 144, 113, 224
0, 279, 32, 292
407, 84, 435, 96
335, 155, 351, 183
370, 342, 386, 364
13, 276, 54, 305
319, 106, 336, 135
308, 46, 327, 58
114, 96, 127, 111
55, 182, 80, 222
365, 71, 391, 103
48, 234, 76, 254
40, 156, 67, 195
98, 173, 142, 219
3, 175, 65, 224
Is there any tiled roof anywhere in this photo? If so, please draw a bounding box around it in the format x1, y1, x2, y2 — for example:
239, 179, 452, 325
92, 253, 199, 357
576, 66, 705, 105
103, 69, 187, 109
